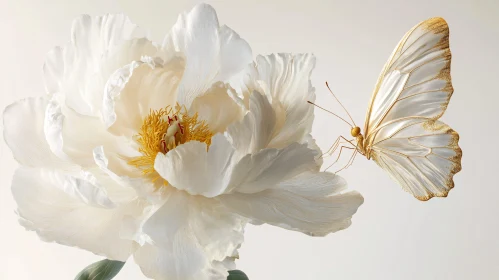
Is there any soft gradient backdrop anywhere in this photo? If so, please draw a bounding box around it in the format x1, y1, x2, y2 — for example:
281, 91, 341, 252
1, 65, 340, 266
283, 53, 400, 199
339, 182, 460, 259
1, 0, 498, 279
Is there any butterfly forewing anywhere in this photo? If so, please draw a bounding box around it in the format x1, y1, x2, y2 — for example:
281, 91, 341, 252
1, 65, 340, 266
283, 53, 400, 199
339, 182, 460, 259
363, 18, 462, 200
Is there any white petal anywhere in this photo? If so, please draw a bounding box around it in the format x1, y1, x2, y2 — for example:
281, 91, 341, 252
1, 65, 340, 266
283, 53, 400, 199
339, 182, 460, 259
134, 191, 243, 280
245, 53, 316, 148
43, 14, 153, 116
92, 146, 158, 206
55, 171, 116, 208
189, 82, 244, 134
92, 146, 145, 192
15, 167, 114, 209
47, 98, 135, 170
154, 134, 237, 197
214, 257, 237, 272
220, 172, 364, 236
165, 3, 252, 108
303, 133, 324, 166
120, 204, 159, 246
93, 145, 132, 185
12, 167, 140, 260
103, 56, 183, 137
2, 97, 75, 169
229, 143, 319, 194
226, 91, 276, 154
91, 39, 159, 116
143, 191, 245, 259
277, 171, 347, 197
134, 241, 218, 280
43, 46, 65, 94
44, 96, 67, 160
216, 25, 253, 82
102, 60, 142, 129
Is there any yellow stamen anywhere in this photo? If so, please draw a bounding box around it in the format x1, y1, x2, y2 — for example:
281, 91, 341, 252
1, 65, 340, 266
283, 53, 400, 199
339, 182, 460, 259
128, 104, 213, 184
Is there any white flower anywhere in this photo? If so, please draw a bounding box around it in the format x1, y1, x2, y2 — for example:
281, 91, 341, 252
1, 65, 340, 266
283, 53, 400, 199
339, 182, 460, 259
3, 3, 363, 280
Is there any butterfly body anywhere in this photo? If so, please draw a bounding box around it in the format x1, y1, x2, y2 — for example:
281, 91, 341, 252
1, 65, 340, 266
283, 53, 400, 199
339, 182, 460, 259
349, 127, 367, 158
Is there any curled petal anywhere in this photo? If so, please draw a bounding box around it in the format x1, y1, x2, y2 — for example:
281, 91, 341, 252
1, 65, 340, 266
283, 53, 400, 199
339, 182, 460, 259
92, 146, 156, 203
189, 82, 244, 134
47, 97, 135, 169
220, 172, 364, 236
134, 241, 216, 280
302, 133, 324, 166
103, 56, 183, 137
226, 91, 276, 154
165, 3, 252, 108
154, 134, 237, 197
12, 167, 139, 260
229, 143, 319, 194
134, 190, 244, 280
3, 97, 75, 169
43, 14, 154, 116
242, 53, 316, 148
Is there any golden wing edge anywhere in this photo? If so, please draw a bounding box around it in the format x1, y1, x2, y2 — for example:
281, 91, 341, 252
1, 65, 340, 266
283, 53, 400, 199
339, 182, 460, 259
416, 121, 462, 202
372, 120, 462, 201
363, 17, 451, 137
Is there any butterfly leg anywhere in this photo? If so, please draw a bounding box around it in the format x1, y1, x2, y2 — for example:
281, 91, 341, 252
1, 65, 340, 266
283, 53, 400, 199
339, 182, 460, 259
324, 146, 355, 172
323, 136, 359, 171
321, 136, 342, 158
322, 136, 355, 158
334, 149, 358, 173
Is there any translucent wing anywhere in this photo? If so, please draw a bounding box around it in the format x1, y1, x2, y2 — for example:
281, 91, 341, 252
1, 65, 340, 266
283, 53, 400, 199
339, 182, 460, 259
363, 18, 462, 201
370, 120, 461, 200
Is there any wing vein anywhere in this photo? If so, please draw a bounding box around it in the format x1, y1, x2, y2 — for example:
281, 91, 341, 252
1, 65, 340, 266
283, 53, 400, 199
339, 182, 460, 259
373, 146, 427, 159
370, 72, 411, 132
394, 42, 449, 74
397, 89, 448, 102
429, 151, 460, 164
393, 29, 433, 66
405, 54, 448, 75
408, 157, 441, 194
401, 76, 441, 92
366, 116, 431, 139
375, 151, 427, 197
371, 120, 427, 146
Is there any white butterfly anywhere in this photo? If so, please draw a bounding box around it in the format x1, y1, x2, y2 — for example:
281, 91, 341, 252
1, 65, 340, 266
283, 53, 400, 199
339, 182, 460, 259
317, 17, 462, 201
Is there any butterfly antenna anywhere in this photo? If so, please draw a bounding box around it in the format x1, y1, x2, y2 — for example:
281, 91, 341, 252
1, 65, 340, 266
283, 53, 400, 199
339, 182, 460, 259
307, 101, 353, 127
325, 81, 357, 127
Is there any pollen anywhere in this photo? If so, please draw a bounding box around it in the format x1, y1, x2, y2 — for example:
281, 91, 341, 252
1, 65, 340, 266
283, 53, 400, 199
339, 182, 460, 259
128, 104, 213, 183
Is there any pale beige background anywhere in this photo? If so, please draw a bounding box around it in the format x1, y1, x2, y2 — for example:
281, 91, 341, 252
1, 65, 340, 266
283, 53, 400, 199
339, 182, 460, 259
1, 0, 498, 279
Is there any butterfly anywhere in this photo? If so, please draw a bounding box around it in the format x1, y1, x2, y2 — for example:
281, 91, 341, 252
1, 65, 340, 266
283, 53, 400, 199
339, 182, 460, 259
312, 17, 462, 201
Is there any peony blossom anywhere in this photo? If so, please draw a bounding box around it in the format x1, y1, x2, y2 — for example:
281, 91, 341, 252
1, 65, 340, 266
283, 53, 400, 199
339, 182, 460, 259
3, 3, 363, 280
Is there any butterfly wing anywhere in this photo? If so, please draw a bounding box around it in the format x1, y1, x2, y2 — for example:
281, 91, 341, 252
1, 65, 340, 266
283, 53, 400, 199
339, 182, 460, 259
363, 18, 462, 201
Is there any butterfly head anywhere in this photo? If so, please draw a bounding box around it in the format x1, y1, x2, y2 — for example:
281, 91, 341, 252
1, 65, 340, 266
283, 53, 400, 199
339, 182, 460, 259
351, 126, 361, 137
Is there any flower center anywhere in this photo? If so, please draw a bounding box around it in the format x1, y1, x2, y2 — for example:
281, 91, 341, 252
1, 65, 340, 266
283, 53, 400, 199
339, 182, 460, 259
128, 104, 213, 182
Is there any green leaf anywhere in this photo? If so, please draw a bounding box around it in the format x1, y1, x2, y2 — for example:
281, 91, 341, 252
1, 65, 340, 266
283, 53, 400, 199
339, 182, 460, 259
227, 270, 249, 280
74, 259, 125, 280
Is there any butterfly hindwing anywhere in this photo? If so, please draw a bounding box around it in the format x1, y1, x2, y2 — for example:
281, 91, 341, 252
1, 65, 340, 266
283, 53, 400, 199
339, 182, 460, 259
371, 120, 461, 200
